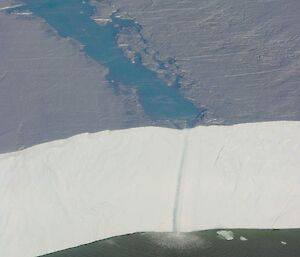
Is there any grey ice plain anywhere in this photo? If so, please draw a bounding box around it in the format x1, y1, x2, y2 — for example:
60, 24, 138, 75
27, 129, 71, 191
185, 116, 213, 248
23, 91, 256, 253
109, 0, 300, 123
0, 3, 152, 153
1, 0, 300, 152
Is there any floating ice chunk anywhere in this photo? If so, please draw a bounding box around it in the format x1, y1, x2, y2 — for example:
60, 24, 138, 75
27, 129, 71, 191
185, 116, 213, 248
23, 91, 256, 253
217, 230, 234, 240
146, 232, 206, 249
281, 241, 287, 245
0, 4, 24, 11
93, 18, 112, 24
240, 236, 248, 241
15, 12, 32, 16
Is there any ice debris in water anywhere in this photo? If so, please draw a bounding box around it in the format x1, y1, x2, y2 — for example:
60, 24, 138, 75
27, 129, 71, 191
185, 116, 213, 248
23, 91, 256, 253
239, 236, 248, 241
217, 230, 234, 240
145, 232, 206, 249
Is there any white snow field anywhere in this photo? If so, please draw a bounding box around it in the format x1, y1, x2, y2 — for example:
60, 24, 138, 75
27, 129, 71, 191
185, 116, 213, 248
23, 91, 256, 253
0, 121, 300, 257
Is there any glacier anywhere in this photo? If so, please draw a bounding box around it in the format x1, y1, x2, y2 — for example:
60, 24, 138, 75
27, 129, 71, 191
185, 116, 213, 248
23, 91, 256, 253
0, 121, 300, 257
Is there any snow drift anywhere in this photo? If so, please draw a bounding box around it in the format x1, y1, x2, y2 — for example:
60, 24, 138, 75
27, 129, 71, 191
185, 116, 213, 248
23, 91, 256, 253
0, 122, 300, 257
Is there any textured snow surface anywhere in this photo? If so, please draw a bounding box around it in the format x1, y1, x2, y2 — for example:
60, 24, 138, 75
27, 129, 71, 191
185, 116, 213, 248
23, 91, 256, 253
109, 0, 300, 124
2, 0, 300, 153
0, 122, 300, 257
0, 11, 151, 153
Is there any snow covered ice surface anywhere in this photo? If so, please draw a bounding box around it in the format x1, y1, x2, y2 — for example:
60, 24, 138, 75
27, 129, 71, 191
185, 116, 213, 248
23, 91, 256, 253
1, 1, 300, 257
0, 121, 300, 257
2, 0, 300, 152
108, 0, 300, 124
0, 5, 152, 153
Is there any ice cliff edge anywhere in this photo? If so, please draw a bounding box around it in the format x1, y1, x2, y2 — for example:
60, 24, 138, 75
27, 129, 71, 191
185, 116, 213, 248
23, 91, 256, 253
0, 121, 300, 257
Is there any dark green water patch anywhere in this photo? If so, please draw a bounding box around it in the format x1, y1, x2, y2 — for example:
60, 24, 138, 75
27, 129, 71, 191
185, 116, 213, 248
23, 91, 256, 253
41, 229, 300, 257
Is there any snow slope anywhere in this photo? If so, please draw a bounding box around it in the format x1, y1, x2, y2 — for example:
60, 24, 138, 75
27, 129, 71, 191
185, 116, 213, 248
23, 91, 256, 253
0, 122, 300, 257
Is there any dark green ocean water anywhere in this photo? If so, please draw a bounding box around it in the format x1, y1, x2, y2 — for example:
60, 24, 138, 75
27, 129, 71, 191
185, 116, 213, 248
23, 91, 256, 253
41, 229, 300, 257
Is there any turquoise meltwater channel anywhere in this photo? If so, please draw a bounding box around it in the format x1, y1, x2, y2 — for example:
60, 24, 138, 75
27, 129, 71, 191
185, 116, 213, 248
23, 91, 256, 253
12, 0, 202, 123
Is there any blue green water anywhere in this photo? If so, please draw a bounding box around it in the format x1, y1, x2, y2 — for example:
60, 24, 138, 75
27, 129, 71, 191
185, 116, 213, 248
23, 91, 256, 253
13, 0, 201, 123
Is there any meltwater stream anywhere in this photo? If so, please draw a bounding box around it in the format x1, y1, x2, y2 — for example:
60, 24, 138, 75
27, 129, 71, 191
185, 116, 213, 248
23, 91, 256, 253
12, 0, 200, 123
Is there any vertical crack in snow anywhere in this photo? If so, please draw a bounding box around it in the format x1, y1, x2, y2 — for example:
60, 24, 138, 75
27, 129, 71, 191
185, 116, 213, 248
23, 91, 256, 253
0, 71, 8, 83
172, 130, 189, 232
